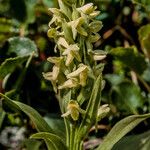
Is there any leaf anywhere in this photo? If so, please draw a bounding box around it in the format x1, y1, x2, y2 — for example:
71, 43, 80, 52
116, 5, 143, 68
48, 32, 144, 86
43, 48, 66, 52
111, 81, 143, 114
25, 0, 36, 24
96, 113, 150, 150
7, 36, 38, 57
23, 139, 42, 150
30, 132, 67, 150
105, 74, 124, 86
0, 93, 54, 133
78, 74, 102, 140
44, 115, 66, 141
132, 0, 150, 12
110, 47, 147, 74
0, 110, 5, 129
112, 130, 150, 150
85, 74, 102, 122
0, 56, 28, 79
138, 24, 150, 58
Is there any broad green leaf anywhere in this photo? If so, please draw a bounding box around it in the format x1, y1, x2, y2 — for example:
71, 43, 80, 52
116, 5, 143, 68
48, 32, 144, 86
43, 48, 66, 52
0, 93, 54, 133
96, 113, 150, 150
138, 24, 150, 58
110, 47, 147, 74
7, 36, 38, 57
44, 115, 66, 140
112, 130, 150, 150
111, 81, 143, 114
23, 139, 42, 150
105, 74, 124, 86
30, 132, 67, 150
0, 56, 28, 79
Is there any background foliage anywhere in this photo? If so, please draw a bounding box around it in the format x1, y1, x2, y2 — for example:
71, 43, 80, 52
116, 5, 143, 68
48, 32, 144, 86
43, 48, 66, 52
0, 0, 150, 149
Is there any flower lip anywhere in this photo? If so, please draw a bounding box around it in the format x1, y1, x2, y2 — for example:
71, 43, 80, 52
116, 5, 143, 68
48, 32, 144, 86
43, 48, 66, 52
47, 56, 63, 65
67, 64, 88, 78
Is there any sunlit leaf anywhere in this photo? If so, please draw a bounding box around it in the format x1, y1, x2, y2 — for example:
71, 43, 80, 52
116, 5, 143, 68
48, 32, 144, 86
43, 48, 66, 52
44, 115, 66, 141
7, 36, 38, 57
97, 113, 150, 150
0, 56, 28, 79
30, 132, 67, 150
0, 93, 54, 133
112, 130, 150, 150
23, 139, 42, 150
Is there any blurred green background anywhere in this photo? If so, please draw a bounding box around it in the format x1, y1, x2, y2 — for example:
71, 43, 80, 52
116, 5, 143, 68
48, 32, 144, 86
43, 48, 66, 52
0, 0, 150, 149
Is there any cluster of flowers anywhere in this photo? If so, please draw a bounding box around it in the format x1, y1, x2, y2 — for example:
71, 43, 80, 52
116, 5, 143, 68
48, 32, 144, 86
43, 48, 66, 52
43, 0, 107, 121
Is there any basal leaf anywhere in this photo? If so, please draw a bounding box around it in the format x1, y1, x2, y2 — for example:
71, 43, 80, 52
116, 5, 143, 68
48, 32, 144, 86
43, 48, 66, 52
30, 132, 67, 150
96, 113, 150, 150
112, 130, 150, 150
0, 56, 28, 79
0, 93, 54, 133
23, 139, 42, 150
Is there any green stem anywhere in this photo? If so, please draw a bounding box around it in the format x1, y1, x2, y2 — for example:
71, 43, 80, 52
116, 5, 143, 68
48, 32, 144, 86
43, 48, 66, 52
69, 124, 74, 150
14, 51, 35, 91
137, 74, 150, 93
64, 118, 70, 148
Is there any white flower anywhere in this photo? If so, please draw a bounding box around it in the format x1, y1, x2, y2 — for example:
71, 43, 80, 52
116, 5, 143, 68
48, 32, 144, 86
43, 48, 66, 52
61, 100, 85, 121
67, 64, 88, 86
58, 78, 79, 89
62, 44, 81, 66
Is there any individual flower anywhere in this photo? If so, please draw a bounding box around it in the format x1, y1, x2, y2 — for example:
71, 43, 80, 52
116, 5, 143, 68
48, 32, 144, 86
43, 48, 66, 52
69, 17, 87, 39
43, 57, 63, 92
97, 104, 110, 121
67, 64, 88, 86
58, 78, 79, 89
62, 44, 81, 66
61, 100, 85, 121
90, 50, 107, 61
77, 3, 96, 14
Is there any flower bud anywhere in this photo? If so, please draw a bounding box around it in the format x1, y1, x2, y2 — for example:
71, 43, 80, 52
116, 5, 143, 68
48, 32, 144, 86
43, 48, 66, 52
78, 3, 95, 14
61, 100, 85, 121
92, 50, 107, 61
89, 21, 103, 33
97, 104, 110, 121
